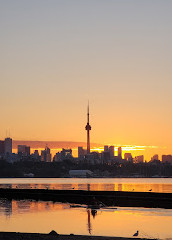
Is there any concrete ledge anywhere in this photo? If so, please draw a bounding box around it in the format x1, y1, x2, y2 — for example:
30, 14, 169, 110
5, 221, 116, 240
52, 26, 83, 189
0, 188, 172, 209
0, 232, 155, 240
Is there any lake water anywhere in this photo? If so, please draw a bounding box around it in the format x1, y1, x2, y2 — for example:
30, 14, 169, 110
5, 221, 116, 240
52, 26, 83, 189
0, 178, 172, 239
0, 178, 172, 193
0, 199, 172, 239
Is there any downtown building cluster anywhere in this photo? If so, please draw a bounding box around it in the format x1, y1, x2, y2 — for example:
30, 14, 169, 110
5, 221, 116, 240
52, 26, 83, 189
0, 104, 172, 165
1, 140, 171, 165
78, 145, 144, 165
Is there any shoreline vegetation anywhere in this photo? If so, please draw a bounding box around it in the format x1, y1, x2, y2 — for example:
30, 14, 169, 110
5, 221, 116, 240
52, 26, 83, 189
0, 232, 155, 240
0, 161, 171, 178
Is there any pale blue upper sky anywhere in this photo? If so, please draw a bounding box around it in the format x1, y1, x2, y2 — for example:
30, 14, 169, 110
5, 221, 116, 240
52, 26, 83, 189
0, 1, 172, 155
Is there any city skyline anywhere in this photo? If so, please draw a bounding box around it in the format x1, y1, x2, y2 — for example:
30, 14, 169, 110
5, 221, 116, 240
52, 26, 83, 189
1, 135, 172, 178
0, 136, 171, 162
0, 1, 172, 159
0, 102, 171, 161
0, 105, 171, 160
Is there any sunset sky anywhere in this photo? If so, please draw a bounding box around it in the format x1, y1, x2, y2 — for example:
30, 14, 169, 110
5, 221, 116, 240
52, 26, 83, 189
0, 1, 172, 159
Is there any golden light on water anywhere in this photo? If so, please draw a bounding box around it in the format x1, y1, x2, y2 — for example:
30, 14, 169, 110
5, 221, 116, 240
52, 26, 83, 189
3, 181, 171, 193
0, 199, 171, 239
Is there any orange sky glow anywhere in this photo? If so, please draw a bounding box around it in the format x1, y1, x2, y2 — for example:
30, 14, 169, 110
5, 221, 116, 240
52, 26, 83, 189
0, 1, 172, 161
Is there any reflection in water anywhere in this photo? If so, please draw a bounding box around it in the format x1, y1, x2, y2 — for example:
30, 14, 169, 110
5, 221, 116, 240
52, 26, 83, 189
0, 199, 12, 217
0, 199, 70, 216
87, 209, 98, 235
0, 182, 172, 193
91, 209, 97, 218
118, 183, 122, 191
87, 183, 90, 191
0, 178, 172, 193
87, 209, 91, 234
0, 198, 172, 239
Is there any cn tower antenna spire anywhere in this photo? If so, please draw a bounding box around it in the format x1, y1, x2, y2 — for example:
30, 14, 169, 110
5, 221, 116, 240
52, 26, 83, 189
85, 102, 91, 154
87, 101, 89, 124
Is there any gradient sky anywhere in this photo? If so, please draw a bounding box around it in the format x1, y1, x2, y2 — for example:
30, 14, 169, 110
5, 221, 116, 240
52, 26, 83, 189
0, 1, 172, 158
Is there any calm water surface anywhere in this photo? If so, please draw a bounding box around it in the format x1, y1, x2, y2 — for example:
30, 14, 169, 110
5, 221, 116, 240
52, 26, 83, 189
0, 199, 171, 239
0, 178, 172, 239
0, 178, 172, 193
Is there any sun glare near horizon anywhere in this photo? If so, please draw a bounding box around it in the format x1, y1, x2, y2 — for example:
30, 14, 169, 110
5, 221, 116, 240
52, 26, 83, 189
0, 1, 172, 158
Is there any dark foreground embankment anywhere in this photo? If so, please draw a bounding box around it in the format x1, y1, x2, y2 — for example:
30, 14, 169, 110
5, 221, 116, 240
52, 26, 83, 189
0, 188, 172, 209
0, 232, 155, 240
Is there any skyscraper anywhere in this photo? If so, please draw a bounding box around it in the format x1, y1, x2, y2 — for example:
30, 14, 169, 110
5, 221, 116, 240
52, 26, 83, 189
4, 138, 12, 155
118, 147, 122, 158
18, 145, 30, 156
78, 147, 87, 159
109, 146, 115, 159
0, 140, 5, 155
124, 153, 132, 161
104, 145, 109, 152
41, 146, 51, 162
85, 103, 91, 154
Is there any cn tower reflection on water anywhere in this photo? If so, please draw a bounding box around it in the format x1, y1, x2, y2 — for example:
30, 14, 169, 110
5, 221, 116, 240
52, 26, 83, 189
0, 198, 172, 239
0, 198, 97, 235
87, 208, 98, 235
0, 197, 98, 235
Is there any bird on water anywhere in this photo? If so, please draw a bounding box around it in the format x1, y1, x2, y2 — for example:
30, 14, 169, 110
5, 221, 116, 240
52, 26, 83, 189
133, 230, 139, 237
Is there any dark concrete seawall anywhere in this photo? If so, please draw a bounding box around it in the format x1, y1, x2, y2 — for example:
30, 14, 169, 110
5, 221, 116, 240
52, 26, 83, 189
0, 232, 154, 240
0, 188, 172, 209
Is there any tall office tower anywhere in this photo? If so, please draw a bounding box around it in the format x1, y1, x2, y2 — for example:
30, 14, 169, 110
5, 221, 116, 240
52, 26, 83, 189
124, 153, 132, 161
4, 138, 12, 155
109, 146, 115, 159
162, 155, 172, 164
18, 145, 26, 154
25, 146, 30, 156
118, 147, 122, 158
18, 145, 30, 156
151, 154, 159, 161
41, 146, 51, 162
45, 146, 51, 162
0, 140, 5, 155
78, 147, 84, 158
85, 103, 91, 154
104, 145, 109, 152
134, 155, 144, 163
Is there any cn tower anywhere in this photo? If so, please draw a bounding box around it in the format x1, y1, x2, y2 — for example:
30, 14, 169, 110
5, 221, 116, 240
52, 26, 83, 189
85, 103, 91, 154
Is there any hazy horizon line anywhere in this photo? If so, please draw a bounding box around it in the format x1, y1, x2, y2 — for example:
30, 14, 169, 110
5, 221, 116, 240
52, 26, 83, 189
11, 140, 160, 151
